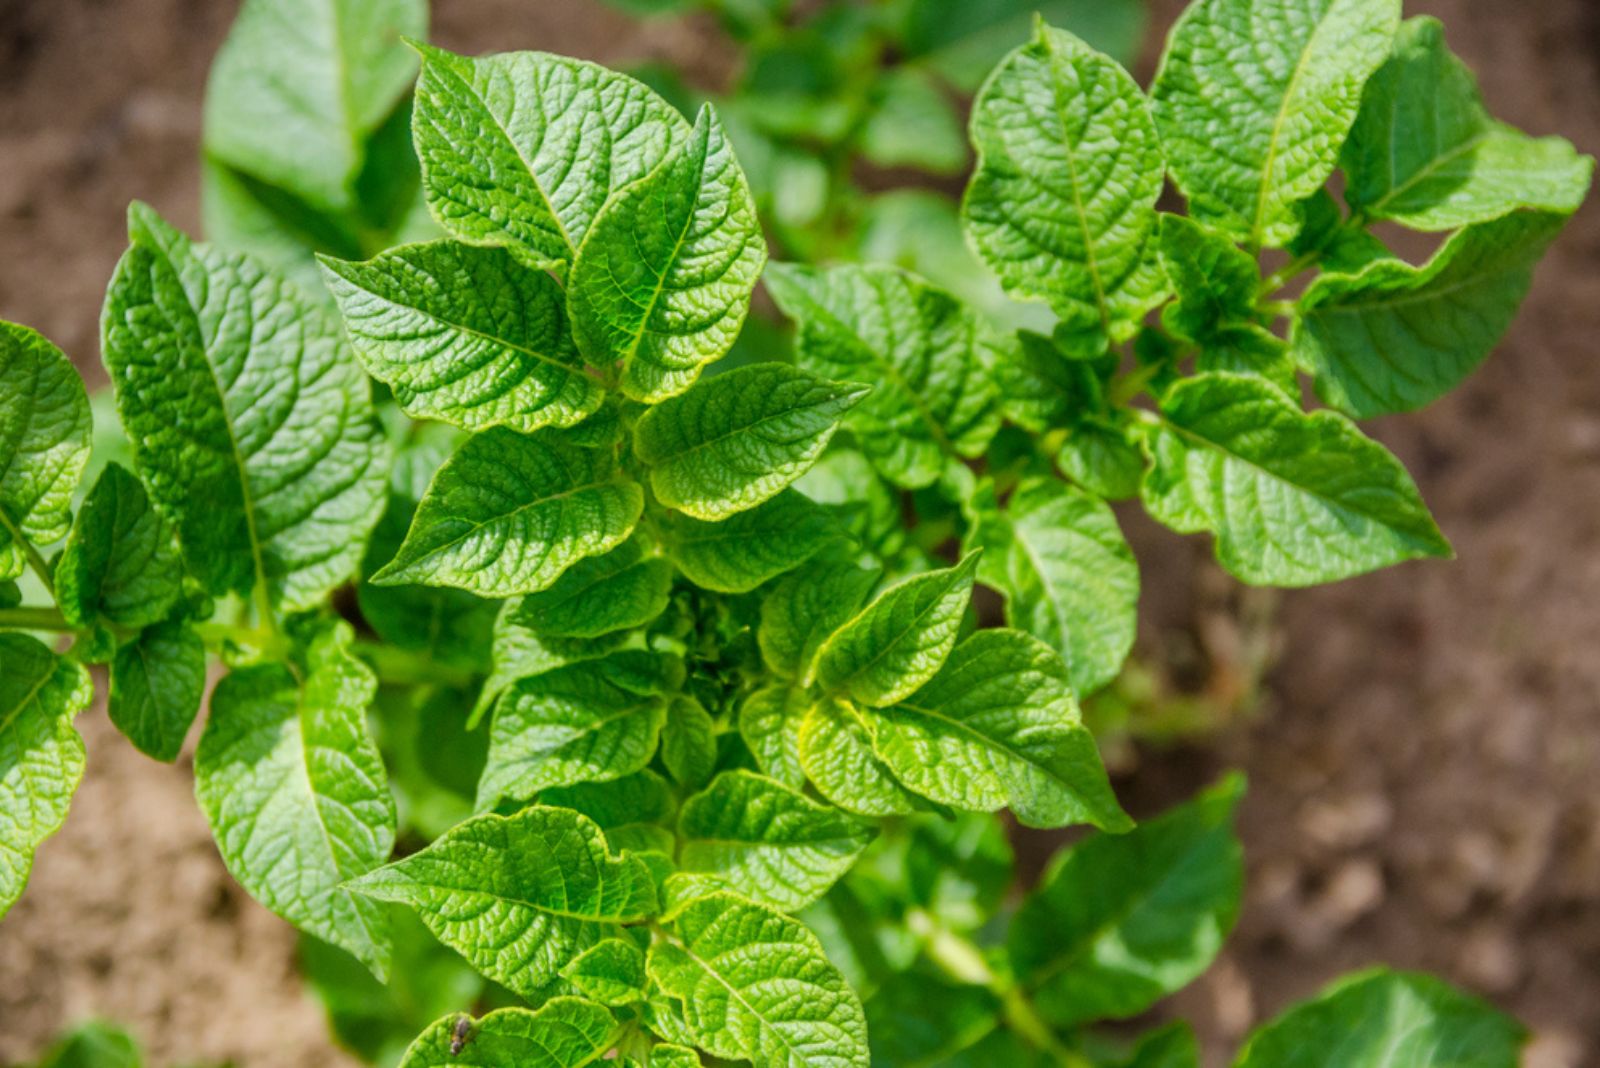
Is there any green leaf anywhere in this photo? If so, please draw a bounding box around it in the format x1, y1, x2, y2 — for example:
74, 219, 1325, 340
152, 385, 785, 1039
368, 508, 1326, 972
798, 699, 920, 818
648, 889, 869, 1068
1235, 968, 1524, 1068
1157, 215, 1260, 344
102, 205, 387, 612
561, 939, 648, 1006
570, 105, 766, 402
468, 599, 628, 729
512, 536, 673, 639
398, 1000, 618, 1068
1291, 211, 1568, 418
374, 427, 642, 597
477, 651, 676, 809
108, 621, 205, 763
0, 634, 91, 919
540, 771, 677, 857
1119, 1024, 1202, 1068
737, 685, 811, 790
661, 490, 838, 593
194, 623, 396, 976
320, 240, 603, 433
678, 770, 875, 911
32, 1020, 144, 1068
870, 629, 1128, 830
978, 329, 1105, 436
1342, 17, 1593, 231
758, 560, 881, 684
1195, 324, 1300, 398
1140, 373, 1452, 585
862, 974, 1000, 1068
647, 1046, 701, 1068
55, 463, 183, 629
203, 0, 427, 212
962, 21, 1166, 344
814, 553, 978, 708
963, 478, 1137, 697
860, 68, 966, 175
1152, 0, 1401, 248
901, 0, 1148, 90
411, 43, 689, 264
0, 321, 91, 582
1057, 419, 1146, 501
661, 697, 717, 789
766, 263, 999, 489
1009, 775, 1244, 1026
634, 364, 866, 520
793, 450, 905, 565
348, 806, 658, 997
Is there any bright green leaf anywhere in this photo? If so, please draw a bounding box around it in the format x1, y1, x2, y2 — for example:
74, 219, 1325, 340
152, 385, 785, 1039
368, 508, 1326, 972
661, 697, 717, 789
870, 629, 1129, 830
649, 889, 869, 1068
678, 770, 875, 911
512, 536, 673, 639
1291, 211, 1568, 418
570, 105, 766, 402
814, 553, 978, 708
963, 21, 1166, 343
374, 427, 642, 597
195, 624, 396, 976
758, 560, 881, 684
661, 490, 838, 593
0, 321, 91, 582
320, 240, 603, 433
1140, 373, 1452, 585
108, 621, 205, 763
468, 599, 629, 729
55, 463, 183, 629
1342, 17, 1593, 231
1009, 775, 1244, 1026
737, 685, 811, 790
1158, 215, 1260, 344
798, 700, 920, 818
540, 771, 677, 857
0, 634, 91, 919
766, 263, 999, 489
398, 999, 618, 1068
348, 806, 658, 997
634, 364, 866, 520
562, 939, 648, 1006
102, 205, 386, 612
1152, 0, 1401, 247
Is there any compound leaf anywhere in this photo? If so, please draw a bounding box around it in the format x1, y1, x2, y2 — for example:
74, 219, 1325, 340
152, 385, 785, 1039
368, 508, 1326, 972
870, 629, 1129, 831
102, 204, 387, 612
661, 490, 838, 594
1234, 969, 1523, 1068
0, 322, 91, 582
570, 105, 767, 402
511, 536, 673, 639
374, 427, 642, 597
56, 462, 183, 630
350, 806, 658, 997
320, 240, 603, 433
758, 560, 881, 684
766, 263, 999, 490
0, 634, 91, 919
648, 889, 869, 1068
399, 999, 618, 1068
1009, 775, 1244, 1026
963, 478, 1138, 697
678, 770, 875, 911
1140, 373, 1451, 585
963, 21, 1166, 344
1291, 211, 1568, 418
195, 624, 396, 977
411, 44, 688, 264
814, 553, 978, 708
1342, 17, 1593, 231
1152, 0, 1401, 248
108, 620, 205, 763
634, 364, 866, 520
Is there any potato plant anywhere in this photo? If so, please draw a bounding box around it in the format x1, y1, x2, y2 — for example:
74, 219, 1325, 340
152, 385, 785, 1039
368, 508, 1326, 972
0, 0, 1588, 1065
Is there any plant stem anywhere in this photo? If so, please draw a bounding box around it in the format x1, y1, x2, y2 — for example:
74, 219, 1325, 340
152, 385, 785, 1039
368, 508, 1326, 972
0, 509, 58, 598
0, 605, 72, 631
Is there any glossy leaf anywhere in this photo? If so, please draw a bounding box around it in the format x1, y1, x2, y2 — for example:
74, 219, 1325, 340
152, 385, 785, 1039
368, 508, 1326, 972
320, 240, 603, 433
758, 560, 881, 685
737, 685, 811, 790
108, 621, 205, 763
348, 806, 658, 997
1157, 215, 1260, 345
798, 700, 920, 818
102, 205, 386, 611
678, 770, 875, 910
0, 322, 91, 581
1152, 0, 1401, 247
0, 634, 91, 918
511, 537, 673, 639
963, 21, 1166, 343
570, 105, 766, 401
661, 490, 838, 593
634, 363, 866, 520
561, 939, 648, 1006
398, 999, 617, 1068
1141, 373, 1451, 585
195, 624, 396, 976
55, 462, 182, 629
660, 697, 717, 789
374, 427, 642, 597
540, 771, 677, 857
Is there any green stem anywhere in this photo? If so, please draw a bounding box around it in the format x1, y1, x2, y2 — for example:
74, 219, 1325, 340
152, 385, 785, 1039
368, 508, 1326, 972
1110, 361, 1164, 407
0, 509, 58, 598
0, 605, 73, 631
1257, 249, 1321, 298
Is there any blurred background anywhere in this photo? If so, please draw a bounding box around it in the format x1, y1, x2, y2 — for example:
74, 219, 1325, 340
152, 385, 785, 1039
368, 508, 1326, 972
1, 0, 1599, 1064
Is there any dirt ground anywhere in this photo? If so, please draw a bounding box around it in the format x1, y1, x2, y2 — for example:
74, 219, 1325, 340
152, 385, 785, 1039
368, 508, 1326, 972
2, 0, 1599, 1065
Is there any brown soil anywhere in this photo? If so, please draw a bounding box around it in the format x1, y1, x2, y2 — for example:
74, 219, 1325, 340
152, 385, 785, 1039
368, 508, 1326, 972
3, 1, 1599, 1065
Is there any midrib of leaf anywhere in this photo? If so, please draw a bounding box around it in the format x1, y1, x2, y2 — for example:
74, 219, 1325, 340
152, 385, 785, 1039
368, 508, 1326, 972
651, 389, 856, 466
1313, 257, 1526, 316
666, 930, 819, 1067
891, 696, 1061, 778
517, 694, 658, 743
825, 568, 965, 694
291, 706, 385, 950
1044, 41, 1111, 332
0, 667, 52, 740
1366, 130, 1491, 216
407, 879, 649, 923
398, 476, 624, 572
396, 299, 586, 379
1250, 8, 1331, 248
613, 130, 708, 369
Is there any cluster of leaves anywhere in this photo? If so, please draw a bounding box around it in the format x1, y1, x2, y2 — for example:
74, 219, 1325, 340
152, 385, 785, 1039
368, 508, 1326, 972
0, 0, 1587, 1065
